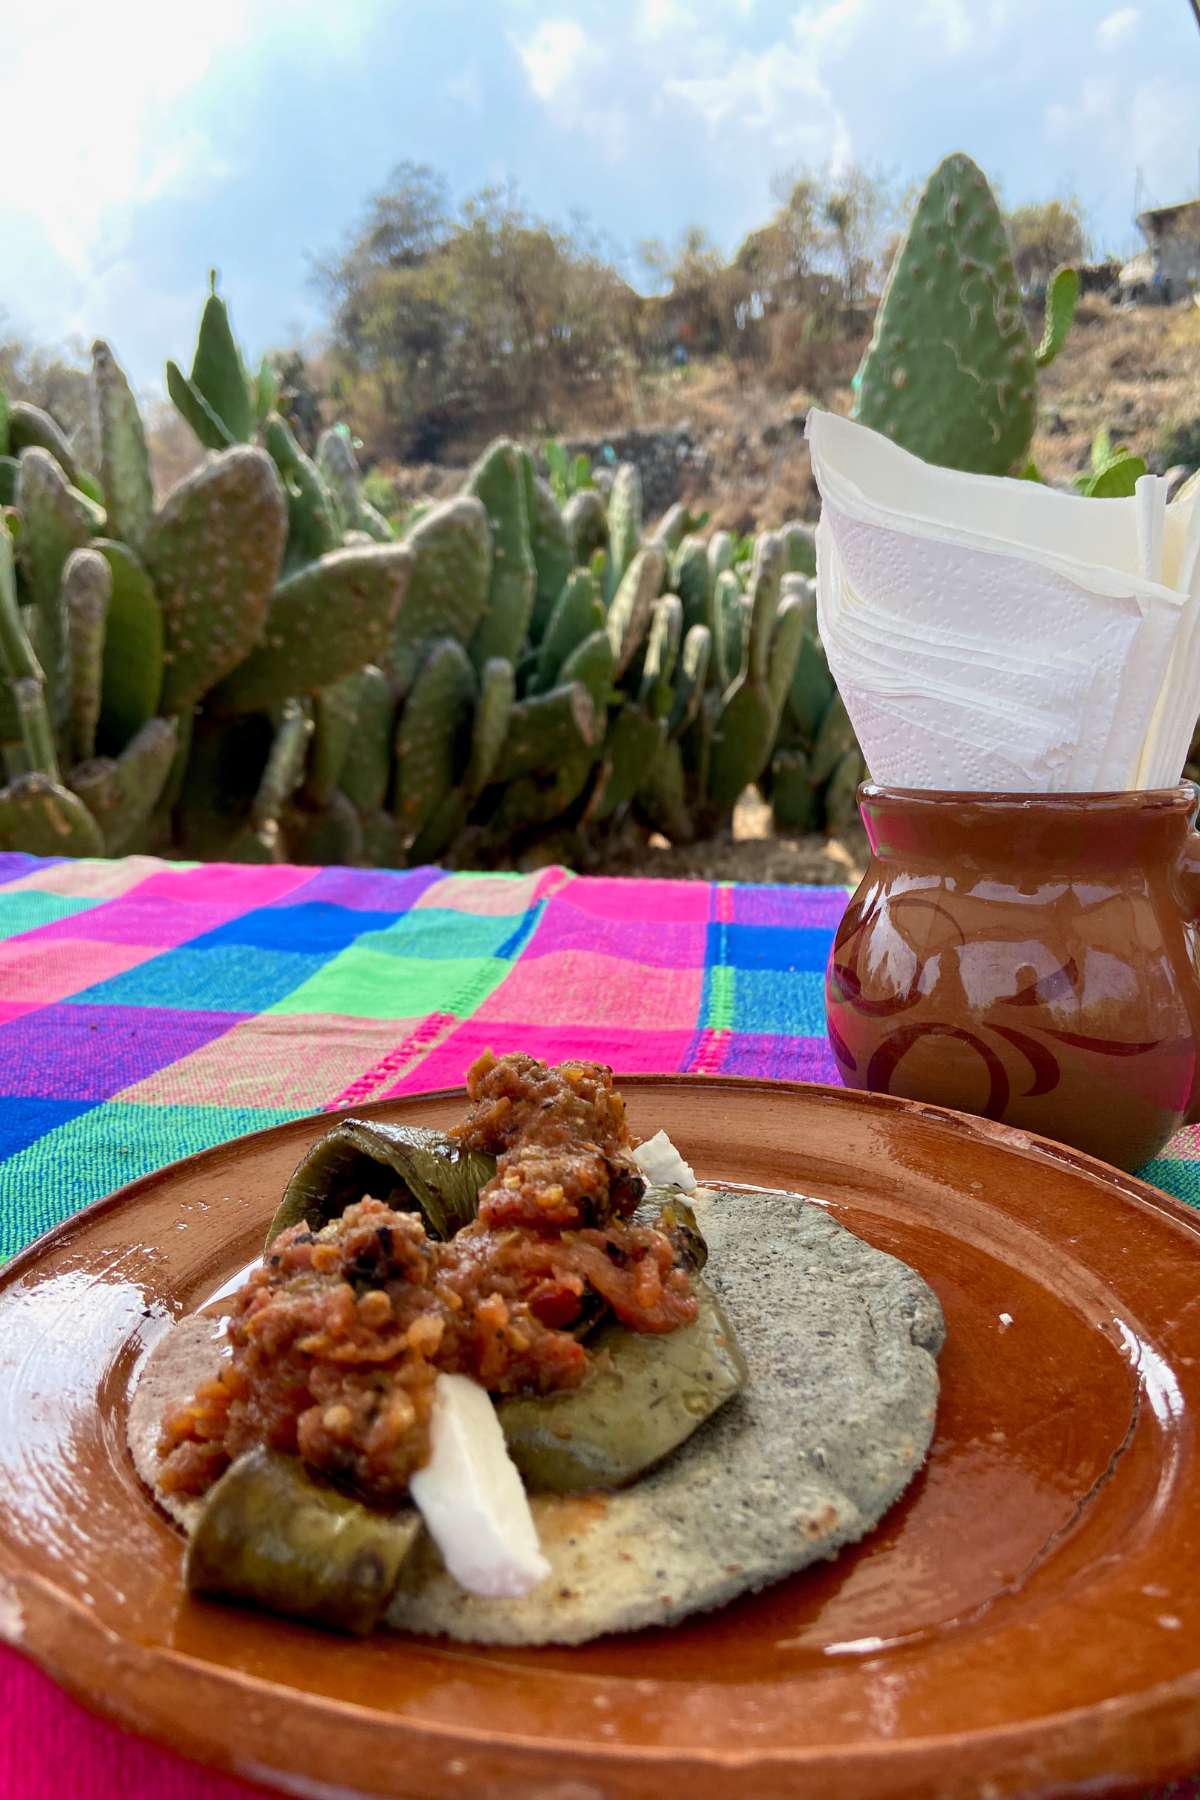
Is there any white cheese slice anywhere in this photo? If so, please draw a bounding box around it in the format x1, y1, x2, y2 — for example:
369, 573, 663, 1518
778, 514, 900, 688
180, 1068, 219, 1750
409, 1373, 550, 1598
632, 1129, 697, 1192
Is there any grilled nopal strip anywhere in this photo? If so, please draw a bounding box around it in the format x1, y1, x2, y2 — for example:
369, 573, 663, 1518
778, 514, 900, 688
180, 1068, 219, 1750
186, 1446, 420, 1635
267, 1120, 496, 1246
497, 1276, 745, 1494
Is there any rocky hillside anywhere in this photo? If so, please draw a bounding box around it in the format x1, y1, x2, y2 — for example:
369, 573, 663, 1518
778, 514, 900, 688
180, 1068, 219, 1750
377, 295, 1200, 533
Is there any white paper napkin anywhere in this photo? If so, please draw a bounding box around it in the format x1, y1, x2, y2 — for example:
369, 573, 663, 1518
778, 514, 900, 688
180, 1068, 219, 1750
806, 410, 1200, 792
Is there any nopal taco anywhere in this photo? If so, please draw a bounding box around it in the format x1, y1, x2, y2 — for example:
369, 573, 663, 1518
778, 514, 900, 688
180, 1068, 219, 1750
129, 1053, 944, 1646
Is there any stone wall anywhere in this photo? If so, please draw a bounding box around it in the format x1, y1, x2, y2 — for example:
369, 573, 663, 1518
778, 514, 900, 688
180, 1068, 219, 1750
557, 424, 712, 518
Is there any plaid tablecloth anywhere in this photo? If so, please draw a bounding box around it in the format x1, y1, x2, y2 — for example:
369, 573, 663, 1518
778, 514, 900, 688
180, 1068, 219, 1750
1, 848, 1198, 1800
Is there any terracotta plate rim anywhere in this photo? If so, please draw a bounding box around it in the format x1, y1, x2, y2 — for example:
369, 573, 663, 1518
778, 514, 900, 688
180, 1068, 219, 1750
5, 1075, 1200, 1800
3, 1074, 1192, 1283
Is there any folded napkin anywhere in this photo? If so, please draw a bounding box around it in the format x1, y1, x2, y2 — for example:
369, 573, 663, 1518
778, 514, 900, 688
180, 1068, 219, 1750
806, 410, 1200, 791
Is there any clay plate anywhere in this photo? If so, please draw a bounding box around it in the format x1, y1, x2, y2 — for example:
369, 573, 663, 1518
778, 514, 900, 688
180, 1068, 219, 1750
3, 1078, 1200, 1800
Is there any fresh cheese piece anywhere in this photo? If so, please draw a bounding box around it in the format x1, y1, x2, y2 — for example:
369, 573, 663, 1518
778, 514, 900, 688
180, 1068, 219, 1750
633, 1129, 697, 1192
409, 1373, 550, 1598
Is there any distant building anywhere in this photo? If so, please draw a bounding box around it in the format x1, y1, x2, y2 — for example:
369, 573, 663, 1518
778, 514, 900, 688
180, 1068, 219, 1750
1124, 200, 1200, 301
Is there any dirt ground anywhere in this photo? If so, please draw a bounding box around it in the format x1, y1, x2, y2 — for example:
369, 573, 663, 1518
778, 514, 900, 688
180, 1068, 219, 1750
512, 792, 870, 886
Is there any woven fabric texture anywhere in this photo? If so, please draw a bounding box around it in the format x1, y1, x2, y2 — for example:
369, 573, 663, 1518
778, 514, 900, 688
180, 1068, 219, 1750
0, 850, 1195, 1800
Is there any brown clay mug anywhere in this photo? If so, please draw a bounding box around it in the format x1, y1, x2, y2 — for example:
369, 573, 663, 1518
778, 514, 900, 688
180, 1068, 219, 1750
825, 783, 1200, 1171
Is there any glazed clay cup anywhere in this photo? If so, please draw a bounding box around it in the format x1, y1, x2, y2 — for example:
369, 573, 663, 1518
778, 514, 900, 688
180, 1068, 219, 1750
826, 784, 1200, 1171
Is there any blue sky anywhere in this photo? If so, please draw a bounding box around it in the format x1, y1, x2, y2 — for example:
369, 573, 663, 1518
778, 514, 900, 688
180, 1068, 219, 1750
3, 0, 1197, 396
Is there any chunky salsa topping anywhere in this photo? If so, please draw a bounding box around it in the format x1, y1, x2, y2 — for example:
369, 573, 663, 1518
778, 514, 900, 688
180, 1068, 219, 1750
158, 1054, 696, 1504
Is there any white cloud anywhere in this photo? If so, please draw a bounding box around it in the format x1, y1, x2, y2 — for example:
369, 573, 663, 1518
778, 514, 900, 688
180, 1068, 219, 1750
514, 17, 633, 161
1, 0, 256, 273
666, 44, 854, 170
637, 0, 693, 36
0, 0, 382, 375
1097, 6, 1139, 49
1045, 74, 1116, 139
791, 0, 869, 58
447, 64, 484, 112
517, 19, 594, 104
920, 0, 975, 54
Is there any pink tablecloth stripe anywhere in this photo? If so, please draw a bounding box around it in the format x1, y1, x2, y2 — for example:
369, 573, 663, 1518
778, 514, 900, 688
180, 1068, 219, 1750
0, 1654, 276, 1799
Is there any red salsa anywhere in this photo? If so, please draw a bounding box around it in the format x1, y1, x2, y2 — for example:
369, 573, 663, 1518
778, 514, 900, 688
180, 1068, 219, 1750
158, 1054, 696, 1504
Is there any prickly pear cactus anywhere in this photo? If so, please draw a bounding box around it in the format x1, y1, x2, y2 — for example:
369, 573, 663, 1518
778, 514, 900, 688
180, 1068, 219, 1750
0, 772, 104, 855
765, 578, 866, 833
466, 441, 536, 670
0, 288, 863, 868
391, 497, 491, 689
144, 446, 287, 713
210, 543, 412, 714
393, 638, 476, 850
8, 403, 82, 487
167, 272, 253, 449
853, 153, 1038, 476
92, 540, 162, 753
605, 463, 642, 601
16, 448, 95, 737
523, 455, 575, 639
92, 340, 154, 549
265, 414, 341, 571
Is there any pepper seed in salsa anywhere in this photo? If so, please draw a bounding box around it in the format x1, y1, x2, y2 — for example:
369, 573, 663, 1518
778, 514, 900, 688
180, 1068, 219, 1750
157, 1053, 697, 1506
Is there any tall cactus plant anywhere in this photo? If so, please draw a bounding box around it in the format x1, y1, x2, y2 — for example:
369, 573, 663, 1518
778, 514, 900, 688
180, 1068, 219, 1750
0, 269, 864, 866
853, 152, 1077, 476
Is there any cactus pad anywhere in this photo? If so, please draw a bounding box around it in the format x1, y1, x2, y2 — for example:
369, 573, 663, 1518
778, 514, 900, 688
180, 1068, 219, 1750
265, 414, 341, 570
316, 429, 363, 530
769, 747, 818, 832
590, 707, 666, 823
639, 595, 683, 717
745, 532, 783, 683
143, 446, 287, 713
92, 341, 154, 548
707, 679, 774, 813
706, 531, 735, 593
557, 628, 615, 716
393, 637, 476, 847
672, 536, 710, 636
394, 497, 492, 672
16, 447, 95, 737
305, 676, 360, 808
252, 700, 313, 826
492, 682, 598, 785
523, 458, 575, 639
534, 569, 603, 692
637, 735, 689, 840
711, 568, 746, 692
824, 745, 864, 830
606, 544, 665, 678
781, 521, 817, 578
809, 690, 857, 786
91, 539, 163, 753
562, 489, 608, 564
464, 658, 516, 796
7, 403, 81, 486
466, 441, 536, 670
668, 623, 712, 737
165, 361, 234, 450
284, 790, 364, 867
337, 665, 395, 815
853, 152, 1037, 475
211, 543, 412, 714
605, 463, 642, 599
62, 549, 111, 767
69, 716, 178, 854
0, 772, 103, 855
190, 278, 253, 443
